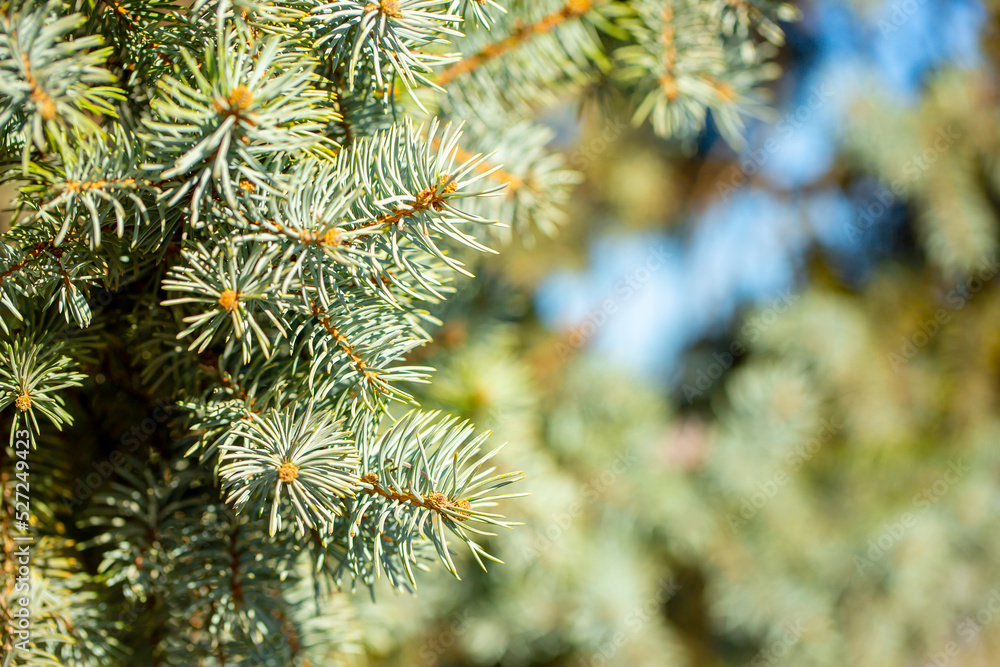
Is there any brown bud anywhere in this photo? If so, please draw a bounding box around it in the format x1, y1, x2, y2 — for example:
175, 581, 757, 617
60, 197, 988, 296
218, 289, 239, 312
278, 461, 299, 483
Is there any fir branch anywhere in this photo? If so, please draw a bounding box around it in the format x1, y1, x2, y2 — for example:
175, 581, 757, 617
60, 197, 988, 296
357, 470, 473, 521
309, 300, 381, 389
218, 406, 361, 536
434, 0, 599, 86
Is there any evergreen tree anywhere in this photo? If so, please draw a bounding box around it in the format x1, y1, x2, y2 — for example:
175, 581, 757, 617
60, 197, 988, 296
0, 0, 791, 663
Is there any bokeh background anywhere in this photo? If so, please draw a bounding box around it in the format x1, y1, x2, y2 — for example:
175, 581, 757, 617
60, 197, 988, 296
338, 0, 1000, 664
